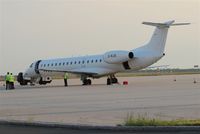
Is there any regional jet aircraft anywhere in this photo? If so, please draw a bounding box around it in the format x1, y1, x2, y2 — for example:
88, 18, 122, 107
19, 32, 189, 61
17, 20, 189, 85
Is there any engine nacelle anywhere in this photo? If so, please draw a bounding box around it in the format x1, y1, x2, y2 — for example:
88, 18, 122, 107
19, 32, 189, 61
103, 50, 134, 64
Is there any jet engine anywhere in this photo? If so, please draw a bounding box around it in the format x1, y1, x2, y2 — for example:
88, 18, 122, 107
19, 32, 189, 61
103, 50, 134, 64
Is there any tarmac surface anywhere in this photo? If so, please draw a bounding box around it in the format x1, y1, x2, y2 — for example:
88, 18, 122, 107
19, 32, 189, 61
0, 74, 200, 126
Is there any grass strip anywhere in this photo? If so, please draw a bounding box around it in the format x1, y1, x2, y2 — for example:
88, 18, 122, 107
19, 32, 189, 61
124, 114, 200, 126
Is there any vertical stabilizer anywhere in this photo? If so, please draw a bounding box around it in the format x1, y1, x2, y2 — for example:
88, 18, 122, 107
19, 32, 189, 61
141, 20, 190, 55
145, 26, 169, 55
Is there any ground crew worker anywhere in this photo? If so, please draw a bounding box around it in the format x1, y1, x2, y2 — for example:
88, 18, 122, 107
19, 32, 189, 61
9, 73, 15, 89
64, 73, 68, 87
5, 72, 10, 90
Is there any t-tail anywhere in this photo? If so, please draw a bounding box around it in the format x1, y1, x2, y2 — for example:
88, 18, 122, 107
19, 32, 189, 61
141, 20, 190, 56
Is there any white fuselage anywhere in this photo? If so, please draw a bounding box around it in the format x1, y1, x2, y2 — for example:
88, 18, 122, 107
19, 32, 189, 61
24, 50, 163, 80
18, 20, 188, 85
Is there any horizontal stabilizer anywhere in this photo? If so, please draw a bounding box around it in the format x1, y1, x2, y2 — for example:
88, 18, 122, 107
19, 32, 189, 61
171, 23, 191, 26
142, 20, 190, 28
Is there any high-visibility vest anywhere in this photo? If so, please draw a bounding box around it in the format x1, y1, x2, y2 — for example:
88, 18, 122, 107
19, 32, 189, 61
5, 75, 9, 81
9, 75, 15, 83
64, 73, 68, 79
8, 74, 12, 82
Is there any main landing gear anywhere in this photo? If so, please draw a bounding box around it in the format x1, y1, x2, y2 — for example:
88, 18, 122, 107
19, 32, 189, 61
81, 75, 118, 86
107, 75, 118, 85
81, 75, 92, 85
83, 79, 92, 85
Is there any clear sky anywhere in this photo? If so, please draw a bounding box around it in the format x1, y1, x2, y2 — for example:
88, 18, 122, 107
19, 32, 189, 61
0, 0, 199, 75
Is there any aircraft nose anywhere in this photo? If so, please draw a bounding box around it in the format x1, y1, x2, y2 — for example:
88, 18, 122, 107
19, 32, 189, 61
23, 69, 30, 77
24, 72, 28, 76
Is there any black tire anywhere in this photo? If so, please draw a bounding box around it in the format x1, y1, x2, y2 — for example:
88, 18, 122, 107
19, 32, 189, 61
39, 78, 47, 85
107, 78, 111, 85
87, 79, 92, 85
83, 79, 88, 85
22, 80, 28, 85
112, 78, 118, 83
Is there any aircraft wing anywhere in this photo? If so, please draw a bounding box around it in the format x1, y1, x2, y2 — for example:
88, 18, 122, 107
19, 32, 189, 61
39, 68, 98, 75
39, 67, 114, 76
69, 68, 99, 75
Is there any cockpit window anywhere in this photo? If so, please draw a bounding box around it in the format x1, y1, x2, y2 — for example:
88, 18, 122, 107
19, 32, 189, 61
30, 63, 33, 68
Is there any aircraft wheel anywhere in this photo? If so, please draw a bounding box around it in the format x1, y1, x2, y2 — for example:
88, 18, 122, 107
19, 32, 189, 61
107, 78, 111, 85
87, 79, 92, 85
20, 81, 28, 85
112, 78, 118, 83
83, 79, 88, 85
83, 79, 91, 85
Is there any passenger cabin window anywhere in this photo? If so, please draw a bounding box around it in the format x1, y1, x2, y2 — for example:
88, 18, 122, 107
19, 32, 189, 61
95, 59, 98, 63
55, 63, 57, 66
63, 63, 65, 65
51, 63, 53, 66
87, 60, 89, 63
59, 63, 61, 66
91, 60, 93, 63
70, 62, 72, 65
